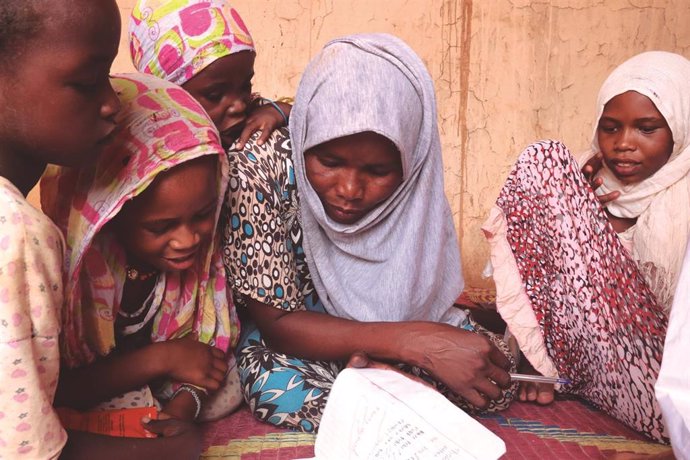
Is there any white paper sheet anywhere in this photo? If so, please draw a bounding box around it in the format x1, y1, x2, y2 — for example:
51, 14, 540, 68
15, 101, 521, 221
312, 368, 506, 460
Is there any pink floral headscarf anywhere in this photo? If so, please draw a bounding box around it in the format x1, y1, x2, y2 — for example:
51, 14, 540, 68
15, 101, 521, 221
129, 0, 255, 86
41, 73, 238, 367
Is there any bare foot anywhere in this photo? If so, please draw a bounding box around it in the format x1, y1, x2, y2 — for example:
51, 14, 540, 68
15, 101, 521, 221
518, 381, 554, 405
517, 353, 555, 405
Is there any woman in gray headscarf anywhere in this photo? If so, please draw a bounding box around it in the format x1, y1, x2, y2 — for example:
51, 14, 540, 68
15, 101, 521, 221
222, 33, 516, 432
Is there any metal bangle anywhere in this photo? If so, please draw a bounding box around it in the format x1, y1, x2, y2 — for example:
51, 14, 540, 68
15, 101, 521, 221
262, 97, 289, 125
172, 384, 202, 420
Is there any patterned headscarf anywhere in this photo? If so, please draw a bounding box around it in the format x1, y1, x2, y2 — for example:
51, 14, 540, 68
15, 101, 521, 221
290, 34, 465, 323
580, 51, 690, 309
41, 73, 237, 367
129, 0, 254, 86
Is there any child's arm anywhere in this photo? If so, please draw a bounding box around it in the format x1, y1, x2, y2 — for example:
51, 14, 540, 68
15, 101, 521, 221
60, 418, 201, 459
236, 98, 293, 148
55, 336, 227, 411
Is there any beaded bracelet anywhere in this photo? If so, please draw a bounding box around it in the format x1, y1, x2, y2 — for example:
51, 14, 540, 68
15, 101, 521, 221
262, 97, 289, 125
183, 382, 209, 396
172, 384, 203, 420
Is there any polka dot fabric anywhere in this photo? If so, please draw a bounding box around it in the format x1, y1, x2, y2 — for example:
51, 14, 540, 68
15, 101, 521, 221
223, 127, 320, 312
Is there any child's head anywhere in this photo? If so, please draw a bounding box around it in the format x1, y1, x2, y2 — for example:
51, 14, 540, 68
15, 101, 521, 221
113, 155, 218, 273
593, 51, 690, 186
43, 72, 227, 279
42, 73, 233, 366
103, 74, 226, 275
0, 0, 121, 168
597, 90, 673, 185
129, 0, 255, 147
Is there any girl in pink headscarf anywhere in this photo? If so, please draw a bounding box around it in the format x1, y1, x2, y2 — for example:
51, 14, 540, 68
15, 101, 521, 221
41, 73, 241, 432
129, 0, 291, 150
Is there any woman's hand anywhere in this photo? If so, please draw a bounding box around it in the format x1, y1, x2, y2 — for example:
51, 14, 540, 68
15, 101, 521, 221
582, 153, 620, 205
406, 325, 511, 409
158, 337, 228, 392
248, 301, 509, 408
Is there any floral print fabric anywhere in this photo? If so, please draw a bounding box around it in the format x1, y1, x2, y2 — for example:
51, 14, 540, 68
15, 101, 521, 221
222, 128, 320, 313
129, 0, 255, 86
0, 177, 67, 458
41, 73, 237, 368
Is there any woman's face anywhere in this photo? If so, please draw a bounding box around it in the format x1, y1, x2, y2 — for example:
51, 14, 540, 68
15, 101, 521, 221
597, 90, 674, 185
305, 132, 403, 225
114, 156, 219, 273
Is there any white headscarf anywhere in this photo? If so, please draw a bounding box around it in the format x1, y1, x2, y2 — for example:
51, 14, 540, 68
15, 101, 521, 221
289, 33, 465, 323
581, 51, 690, 308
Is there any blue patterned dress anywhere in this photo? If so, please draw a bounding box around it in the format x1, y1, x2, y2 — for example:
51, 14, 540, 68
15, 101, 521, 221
222, 128, 515, 432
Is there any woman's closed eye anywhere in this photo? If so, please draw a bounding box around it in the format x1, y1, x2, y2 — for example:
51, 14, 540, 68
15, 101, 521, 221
203, 90, 224, 103
367, 166, 397, 177
69, 75, 111, 95
67, 66, 111, 93
316, 156, 342, 168
70, 80, 99, 92
638, 124, 665, 134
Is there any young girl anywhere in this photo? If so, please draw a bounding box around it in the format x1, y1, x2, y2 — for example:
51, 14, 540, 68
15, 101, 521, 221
129, 0, 291, 150
40, 73, 241, 427
482, 51, 690, 442
223, 33, 517, 433
1, 1, 201, 458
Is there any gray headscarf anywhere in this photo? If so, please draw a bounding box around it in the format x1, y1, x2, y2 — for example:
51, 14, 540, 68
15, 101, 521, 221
290, 33, 465, 323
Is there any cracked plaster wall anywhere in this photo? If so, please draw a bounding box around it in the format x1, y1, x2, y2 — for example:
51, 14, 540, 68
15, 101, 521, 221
46, 0, 690, 287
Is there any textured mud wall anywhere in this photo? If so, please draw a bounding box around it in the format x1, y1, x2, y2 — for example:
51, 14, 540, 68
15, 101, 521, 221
97, 1, 690, 285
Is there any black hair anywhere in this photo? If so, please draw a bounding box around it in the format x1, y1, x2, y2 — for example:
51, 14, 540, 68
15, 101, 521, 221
0, 1, 43, 64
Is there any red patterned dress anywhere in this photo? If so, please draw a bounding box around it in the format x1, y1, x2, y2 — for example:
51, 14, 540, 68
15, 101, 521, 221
483, 140, 668, 442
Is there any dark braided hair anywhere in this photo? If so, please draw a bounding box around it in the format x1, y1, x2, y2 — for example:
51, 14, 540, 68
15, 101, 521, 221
0, 1, 44, 65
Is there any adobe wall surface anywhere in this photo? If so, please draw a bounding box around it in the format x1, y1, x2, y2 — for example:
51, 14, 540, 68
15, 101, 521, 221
38, 0, 690, 286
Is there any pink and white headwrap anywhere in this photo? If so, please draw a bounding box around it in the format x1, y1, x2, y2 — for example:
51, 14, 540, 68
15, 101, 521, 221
129, 0, 255, 86
41, 73, 238, 367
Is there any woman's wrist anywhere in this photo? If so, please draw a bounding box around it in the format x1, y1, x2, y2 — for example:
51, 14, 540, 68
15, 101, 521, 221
382, 321, 449, 370
356, 321, 431, 366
